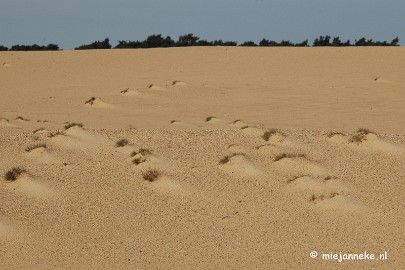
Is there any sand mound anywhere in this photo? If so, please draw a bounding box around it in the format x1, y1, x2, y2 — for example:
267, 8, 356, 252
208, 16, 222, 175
120, 88, 142, 97
26, 146, 57, 164
172, 80, 187, 86
219, 153, 261, 177
240, 126, 264, 137
205, 116, 226, 125
5, 175, 53, 198
275, 155, 327, 177
229, 120, 248, 128
52, 126, 104, 149
350, 133, 403, 154
0, 118, 13, 127
147, 84, 166, 91
149, 176, 187, 196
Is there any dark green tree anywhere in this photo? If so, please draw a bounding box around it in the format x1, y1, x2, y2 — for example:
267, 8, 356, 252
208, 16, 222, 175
75, 38, 111, 50
240, 41, 257, 46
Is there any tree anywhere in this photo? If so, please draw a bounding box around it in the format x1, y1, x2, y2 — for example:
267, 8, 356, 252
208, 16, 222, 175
313, 35, 331, 46
176, 34, 199, 46
0, 45, 8, 51
391, 37, 399, 46
331, 37, 343, 46
240, 41, 257, 46
75, 38, 111, 50
295, 40, 309, 47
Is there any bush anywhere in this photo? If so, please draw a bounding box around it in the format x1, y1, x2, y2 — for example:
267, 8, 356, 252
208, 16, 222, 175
4, 167, 26, 181
64, 122, 84, 130
143, 169, 161, 182
116, 139, 129, 147
75, 38, 111, 50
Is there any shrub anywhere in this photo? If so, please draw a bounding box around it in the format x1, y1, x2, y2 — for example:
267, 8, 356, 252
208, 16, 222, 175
262, 129, 279, 141
143, 169, 161, 182
116, 139, 129, 147
219, 153, 245, 164
85, 97, 96, 105
132, 157, 146, 165
75, 38, 111, 50
205, 116, 216, 122
4, 167, 26, 181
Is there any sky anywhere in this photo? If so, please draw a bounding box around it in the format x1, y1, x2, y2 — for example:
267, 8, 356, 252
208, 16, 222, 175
0, 0, 403, 49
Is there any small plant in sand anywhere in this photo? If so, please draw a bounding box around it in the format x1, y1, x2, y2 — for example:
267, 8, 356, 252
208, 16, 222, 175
116, 139, 129, 147
15, 116, 29, 121
132, 157, 146, 165
48, 130, 65, 137
327, 131, 346, 138
170, 120, 176, 123
262, 128, 279, 141
240, 125, 249, 130
120, 88, 129, 94
349, 128, 373, 143
85, 97, 96, 105
205, 116, 216, 122
25, 143, 47, 152
33, 128, 45, 134
64, 122, 83, 130
219, 153, 245, 164
143, 169, 161, 182
4, 167, 26, 181
274, 152, 306, 161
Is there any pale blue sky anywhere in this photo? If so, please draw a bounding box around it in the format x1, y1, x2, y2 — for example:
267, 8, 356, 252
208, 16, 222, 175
0, 0, 403, 49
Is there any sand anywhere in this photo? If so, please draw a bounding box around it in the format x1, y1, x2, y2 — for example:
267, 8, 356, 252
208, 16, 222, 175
0, 47, 405, 269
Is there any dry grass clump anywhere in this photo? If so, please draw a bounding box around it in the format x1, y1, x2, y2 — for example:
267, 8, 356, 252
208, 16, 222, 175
205, 116, 216, 122
219, 153, 245, 164
240, 125, 249, 130
64, 122, 83, 130
15, 116, 29, 121
262, 128, 279, 141
48, 130, 65, 137
33, 128, 45, 134
120, 88, 129, 94
143, 169, 161, 182
349, 128, 373, 143
274, 152, 306, 161
4, 167, 26, 181
132, 157, 146, 165
85, 97, 96, 105
25, 143, 47, 152
116, 139, 129, 147
327, 131, 346, 138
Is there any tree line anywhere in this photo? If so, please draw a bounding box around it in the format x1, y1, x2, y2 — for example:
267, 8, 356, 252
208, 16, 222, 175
0, 34, 400, 51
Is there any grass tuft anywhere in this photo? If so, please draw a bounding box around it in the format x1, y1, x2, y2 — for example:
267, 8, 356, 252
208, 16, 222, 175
274, 153, 306, 161
120, 88, 129, 94
33, 128, 45, 134
262, 128, 279, 141
205, 116, 216, 122
64, 122, 83, 130
132, 157, 146, 165
4, 167, 26, 181
219, 153, 245, 164
85, 97, 96, 105
115, 139, 129, 147
143, 169, 161, 182
25, 143, 47, 152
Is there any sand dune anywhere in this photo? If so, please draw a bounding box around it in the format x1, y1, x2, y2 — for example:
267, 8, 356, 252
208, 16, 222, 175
1, 48, 405, 269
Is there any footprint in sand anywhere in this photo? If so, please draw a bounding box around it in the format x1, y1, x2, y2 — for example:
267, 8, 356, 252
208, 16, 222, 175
218, 153, 261, 177
84, 97, 114, 108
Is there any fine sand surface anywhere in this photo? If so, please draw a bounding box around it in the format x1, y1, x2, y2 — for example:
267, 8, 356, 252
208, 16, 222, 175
1, 47, 405, 269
